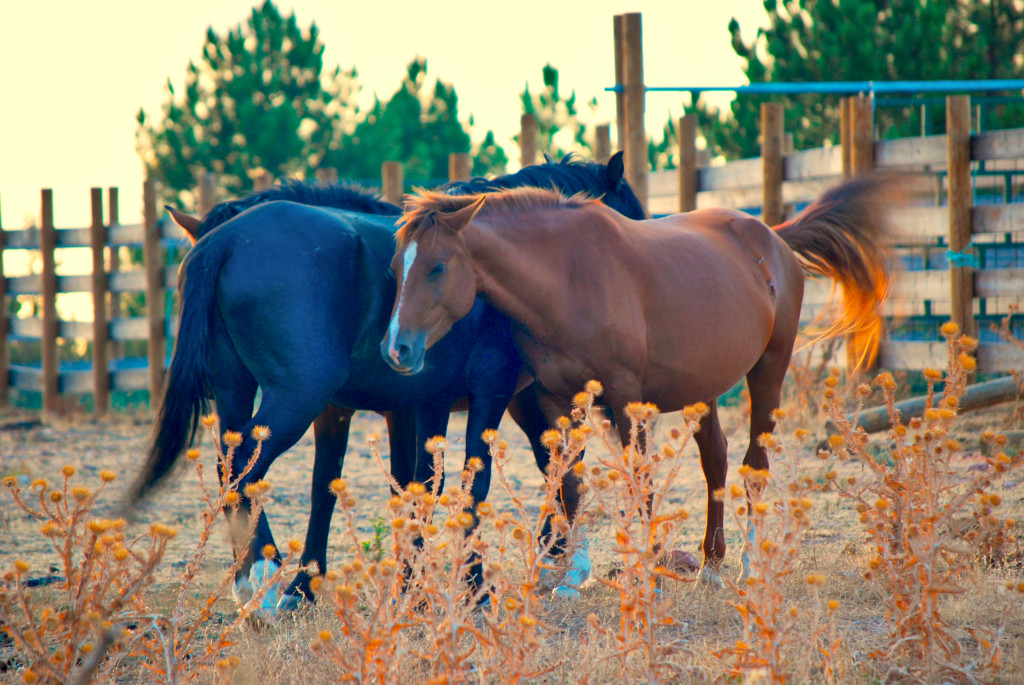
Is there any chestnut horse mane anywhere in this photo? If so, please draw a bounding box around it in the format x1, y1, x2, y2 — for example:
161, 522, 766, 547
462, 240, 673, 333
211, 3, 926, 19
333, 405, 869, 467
397, 187, 594, 245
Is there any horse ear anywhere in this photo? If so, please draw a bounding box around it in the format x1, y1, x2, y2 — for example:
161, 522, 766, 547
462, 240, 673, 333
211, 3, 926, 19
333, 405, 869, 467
166, 206, 201, 244
442, 196, 486, 232
605, 151, 625, 186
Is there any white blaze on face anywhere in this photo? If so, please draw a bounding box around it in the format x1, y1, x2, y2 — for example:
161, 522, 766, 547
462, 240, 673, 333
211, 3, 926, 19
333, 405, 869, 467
387, 241, 418, 359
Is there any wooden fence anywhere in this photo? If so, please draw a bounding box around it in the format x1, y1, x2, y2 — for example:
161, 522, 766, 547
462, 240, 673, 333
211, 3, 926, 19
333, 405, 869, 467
646, 95, 1024, 375
3, 99, 1024, 416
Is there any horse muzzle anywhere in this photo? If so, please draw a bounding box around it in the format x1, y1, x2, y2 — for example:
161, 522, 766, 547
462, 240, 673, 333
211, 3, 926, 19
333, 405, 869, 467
380, 331, 427, 375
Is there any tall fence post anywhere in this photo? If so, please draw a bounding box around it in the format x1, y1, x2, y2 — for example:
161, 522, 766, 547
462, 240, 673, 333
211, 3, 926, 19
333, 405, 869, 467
840, 97, 853, 179
761, 102, 785, 226
947, 94, 976, 339
40, 189, 58, 415
89, 188, 110, 416
143, 178, 166, 405
622, 12, 648, 213
382, 162, 404, 206
595, 124, 611, 162
520, 114, 538, 168
677, 114, 697, 213
449, 153, 471, 182
613, 14, 627, 152
847, 95, 877, 370
0, 194, 8, 407
851, 95, 874, 176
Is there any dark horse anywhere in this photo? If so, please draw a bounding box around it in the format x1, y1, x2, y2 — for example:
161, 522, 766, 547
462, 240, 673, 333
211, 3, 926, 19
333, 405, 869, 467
382, 179, 892, 586
131, 153, 645, 614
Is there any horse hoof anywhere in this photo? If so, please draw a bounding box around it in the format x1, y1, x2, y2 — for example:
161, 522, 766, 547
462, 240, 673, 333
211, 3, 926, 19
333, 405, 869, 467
696, 564, 724, 589
245, 608, 274, 631
277, 592, 311, 613
248, 559, 283, 619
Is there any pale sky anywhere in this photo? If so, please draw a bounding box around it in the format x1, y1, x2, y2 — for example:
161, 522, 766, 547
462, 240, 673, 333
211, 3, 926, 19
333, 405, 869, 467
0, 1, 768, 229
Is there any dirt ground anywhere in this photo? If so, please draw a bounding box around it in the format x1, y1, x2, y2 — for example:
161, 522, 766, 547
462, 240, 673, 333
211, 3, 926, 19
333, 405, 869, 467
2, 394, 1023, 682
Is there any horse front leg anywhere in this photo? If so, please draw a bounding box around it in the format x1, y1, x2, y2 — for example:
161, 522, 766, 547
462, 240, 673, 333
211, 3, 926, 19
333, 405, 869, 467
281, 404, 355, 610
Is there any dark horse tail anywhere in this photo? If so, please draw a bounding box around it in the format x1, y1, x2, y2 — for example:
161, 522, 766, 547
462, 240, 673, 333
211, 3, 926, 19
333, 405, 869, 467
128, 246, 220, 505
772, 176, 893, 368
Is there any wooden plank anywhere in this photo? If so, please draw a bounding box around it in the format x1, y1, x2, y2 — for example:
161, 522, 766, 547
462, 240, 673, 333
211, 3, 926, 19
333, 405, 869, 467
678, 114, 697, 212
39, 189, 58, 414
874, 135, 947, 168
972, 128, 1024, 161
107, 187, 122, 363
9, 366, 42, 392
977, 268, 1024, 298
108, 270, 147, 293
781, 178, 840, 205
90, 187, 109, 415
697, 158, 762, 192
695, 186, 762, 211
110, 317, 150, 340
878, 340, 949, 370
980, 342, 1024, 374
888, 205, 949, 241
143, 178, 166, 402
890, 269, 949, 302
107, 223, 146, 245
947, 95, 975, 338
761, 102, 784, 227
973, 204, 1024, 234
622, 12, 647, 211
783, 146, 842, 181
111, 366, 149, 392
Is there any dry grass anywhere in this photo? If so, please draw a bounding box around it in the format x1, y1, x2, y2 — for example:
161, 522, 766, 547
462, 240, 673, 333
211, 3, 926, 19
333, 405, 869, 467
2, 330, 1023, 684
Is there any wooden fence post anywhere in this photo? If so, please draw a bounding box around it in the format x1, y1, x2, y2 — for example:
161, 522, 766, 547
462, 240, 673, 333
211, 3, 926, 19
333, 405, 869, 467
761, 102, 785, 226
89, 188, 109, 416
143, 178, 166, 405
613, 14, 627, 152
595, 124, 611, 162
851, 95, 874, 176
0, 194, 8, 406
107, 187, 122, 362
252, 169, 274, 190
847, 94, 877, 370
520, 113, 538, 168
198, 172, 216, 216
449, 153, 471, 182
678, 114, 697, 213
840, 97, 853, 179
315, 168, 338, 185
946, 94, 976, 339
622, 12, 648, 213
40, 189, 58, 415
382, 162, 404, 206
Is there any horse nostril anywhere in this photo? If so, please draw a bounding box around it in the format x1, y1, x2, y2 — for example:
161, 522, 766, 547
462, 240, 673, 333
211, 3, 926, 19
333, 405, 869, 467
395, 342, 412, 364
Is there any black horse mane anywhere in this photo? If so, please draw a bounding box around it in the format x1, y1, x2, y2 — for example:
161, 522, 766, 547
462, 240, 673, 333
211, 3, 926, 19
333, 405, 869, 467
196, 179, 402, 239
189, 152, 641, 241
443, 152, 644, 219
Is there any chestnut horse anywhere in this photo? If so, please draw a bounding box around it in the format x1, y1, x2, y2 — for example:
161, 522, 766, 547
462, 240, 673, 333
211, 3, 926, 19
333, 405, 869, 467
381, 179, 891, 584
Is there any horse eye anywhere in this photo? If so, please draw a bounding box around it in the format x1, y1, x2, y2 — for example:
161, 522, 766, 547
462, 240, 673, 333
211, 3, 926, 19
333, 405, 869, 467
429, 262, 447, 277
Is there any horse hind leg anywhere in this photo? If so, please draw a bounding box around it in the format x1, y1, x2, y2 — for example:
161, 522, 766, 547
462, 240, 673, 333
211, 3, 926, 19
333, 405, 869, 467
693, 399, 729, 588
737, 334, 796, 583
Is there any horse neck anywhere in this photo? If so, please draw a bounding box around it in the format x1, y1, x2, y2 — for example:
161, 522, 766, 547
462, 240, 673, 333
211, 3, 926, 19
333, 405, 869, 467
463, 210, 578, 333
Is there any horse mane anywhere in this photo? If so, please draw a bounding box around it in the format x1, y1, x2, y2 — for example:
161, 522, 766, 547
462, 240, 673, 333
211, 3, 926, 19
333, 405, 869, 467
397, 187, 590, 245
197, 179, 400, 238
443, 153, 645, 220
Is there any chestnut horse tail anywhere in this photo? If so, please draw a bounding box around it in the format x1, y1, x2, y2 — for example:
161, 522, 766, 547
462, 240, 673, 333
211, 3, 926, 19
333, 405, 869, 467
772, 176, 893, 368
127, 246, 220, 505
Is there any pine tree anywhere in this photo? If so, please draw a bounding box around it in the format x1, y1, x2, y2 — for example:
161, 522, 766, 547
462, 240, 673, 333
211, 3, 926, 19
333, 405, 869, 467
517, 64, 597, 160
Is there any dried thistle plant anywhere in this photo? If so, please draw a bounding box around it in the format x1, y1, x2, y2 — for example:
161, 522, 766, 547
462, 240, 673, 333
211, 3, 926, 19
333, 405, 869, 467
714, 411, 840, 684
825, 322, 1024, 683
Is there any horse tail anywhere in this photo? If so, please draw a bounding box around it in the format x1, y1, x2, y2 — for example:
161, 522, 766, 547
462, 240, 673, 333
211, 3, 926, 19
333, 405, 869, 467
772, 176, 893, 368
128, 245, 220, 505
